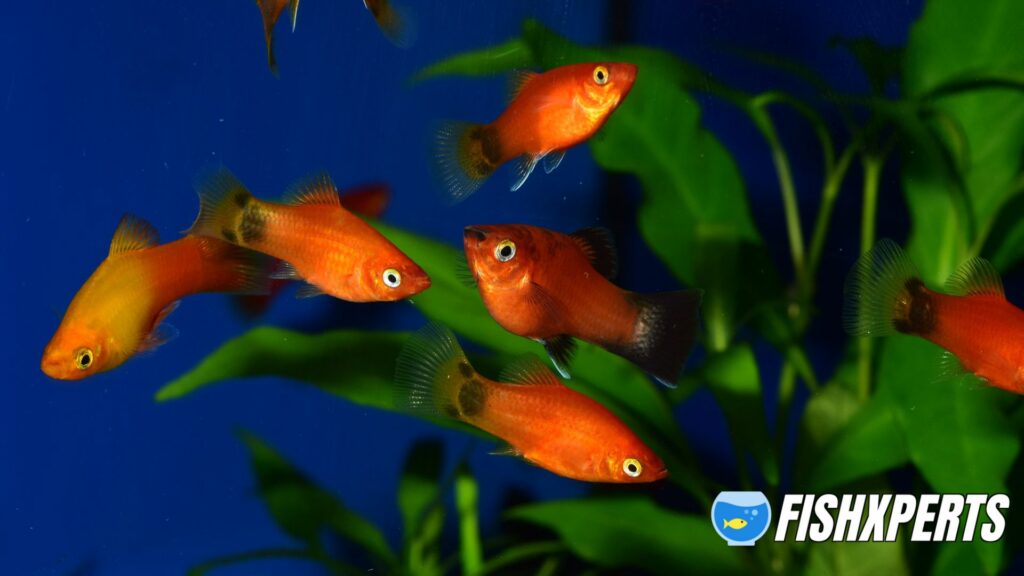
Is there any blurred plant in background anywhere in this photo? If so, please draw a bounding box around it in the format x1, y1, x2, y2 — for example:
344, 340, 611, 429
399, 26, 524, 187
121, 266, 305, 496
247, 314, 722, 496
159, 0, 1024, 573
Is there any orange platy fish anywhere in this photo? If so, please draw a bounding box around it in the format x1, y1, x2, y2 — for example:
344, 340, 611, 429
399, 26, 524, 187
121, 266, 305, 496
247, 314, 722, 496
188, 168, 430, 302
42, 216, 267, 380
395, 323, 668, 483
463, 224, 702, 386
845, 239, 1024, 393
434, 62, 638, 202
363, 0, 414, 47
255, 0, 300, 73
233, 182, 392, 317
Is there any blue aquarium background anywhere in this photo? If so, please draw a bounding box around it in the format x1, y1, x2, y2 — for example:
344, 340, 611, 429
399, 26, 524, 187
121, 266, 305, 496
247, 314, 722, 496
5, 1, 1024, 575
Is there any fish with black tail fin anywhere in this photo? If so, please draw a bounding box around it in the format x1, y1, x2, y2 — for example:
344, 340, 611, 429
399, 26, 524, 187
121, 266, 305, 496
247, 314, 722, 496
844, 239, 1024, 394
395, 323, 668, 483
462, 224, 702, 387
42, 215, 270, 380
255, 0, 300, 74
433, 62, 637, 203
188, 167, 429, 302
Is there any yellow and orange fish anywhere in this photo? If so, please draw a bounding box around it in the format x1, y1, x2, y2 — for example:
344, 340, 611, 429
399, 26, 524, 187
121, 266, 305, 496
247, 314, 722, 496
846, 239, 1024, 394
255, 0, 300, 74
395, 323, 668, 483
434, 62, 638, 202
232, 181, 393, 317
363, 0, 414, 47
463, 224, 702, 386
42, 215, 268, 380
188, 168, 430, 302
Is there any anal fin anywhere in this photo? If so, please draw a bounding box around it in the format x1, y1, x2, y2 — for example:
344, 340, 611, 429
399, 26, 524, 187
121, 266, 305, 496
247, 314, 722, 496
540, 336, 576, 379
295, 283, 325, 299
542, 150, 565, 174
510, 154, 540, 192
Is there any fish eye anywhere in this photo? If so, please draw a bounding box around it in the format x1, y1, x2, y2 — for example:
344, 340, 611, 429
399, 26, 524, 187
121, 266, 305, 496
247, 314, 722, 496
383, 268, 402, 288
593, 65, 609, 85
494, 240, 516, 263
623, 458, 642, 478
74, 348, 94, 370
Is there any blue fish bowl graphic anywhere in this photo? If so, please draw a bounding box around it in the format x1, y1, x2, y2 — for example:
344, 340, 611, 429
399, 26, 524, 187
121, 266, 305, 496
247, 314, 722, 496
711, 491, 771, 546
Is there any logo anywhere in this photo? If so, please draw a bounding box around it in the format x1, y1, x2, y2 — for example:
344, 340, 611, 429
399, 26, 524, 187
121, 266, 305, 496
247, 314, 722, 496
712, 491, 771, 546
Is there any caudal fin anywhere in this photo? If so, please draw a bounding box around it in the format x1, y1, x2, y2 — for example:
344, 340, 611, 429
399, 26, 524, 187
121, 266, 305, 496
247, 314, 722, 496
843, 239, 932, 337
432, 121, 498, 204
616, 290, 703, 387
395, 323, 484, 420
187, 168, 257, 247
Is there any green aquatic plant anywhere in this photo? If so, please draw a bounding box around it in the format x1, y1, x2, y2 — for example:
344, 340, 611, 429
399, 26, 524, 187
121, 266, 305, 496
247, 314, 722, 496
162, 0, 1024, 573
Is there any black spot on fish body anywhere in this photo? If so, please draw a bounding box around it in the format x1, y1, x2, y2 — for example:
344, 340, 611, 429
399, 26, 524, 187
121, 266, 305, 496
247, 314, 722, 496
240, 204, 266, 244
457, 378, 486, 417
458, 360, 474, 378
443, 403, 461, 418
221, 228, 238, 243
893, 278, 937, 335
477, 126, 502, 166
234, 192, 250, 208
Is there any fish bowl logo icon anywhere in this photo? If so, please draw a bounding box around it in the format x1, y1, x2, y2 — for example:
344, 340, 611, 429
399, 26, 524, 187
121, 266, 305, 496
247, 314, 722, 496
712, 491, 772, 546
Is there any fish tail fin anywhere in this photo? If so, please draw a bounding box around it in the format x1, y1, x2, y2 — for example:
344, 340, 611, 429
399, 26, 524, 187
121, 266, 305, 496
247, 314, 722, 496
255, 0, 280, 75
187, 167, 255, 246
432, 121, 498, 204
723, 519, 727, 528
616, 290, 703, 387
195, 237, 272, 296
843, 239, 932, 337
374, 1, 416, 48
395, 323, 484, 420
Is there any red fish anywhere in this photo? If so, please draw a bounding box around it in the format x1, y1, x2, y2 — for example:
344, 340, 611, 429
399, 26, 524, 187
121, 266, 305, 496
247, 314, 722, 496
434, 62, 638, 202
42, 215, 267, 380
188, 168, 430, 302
255, 0, 300, 74
232, 182, 392, 317
463, 224, 702, 386
363, 0, 414, 47
845, 239, 1024, 393
395, 323, 668, 483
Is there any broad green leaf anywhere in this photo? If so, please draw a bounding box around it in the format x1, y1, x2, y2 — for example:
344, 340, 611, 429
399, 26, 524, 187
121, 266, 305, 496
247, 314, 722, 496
806, 395, 907, 492
508, 497, 744, 576
455, 463, 483, 576
804, 540, 909, 576
903, 0, 1024, 274
398, 440, 445, 576
702, 345, 778, 486
157, 329, 405, 405
831, 37, 902, 95
410, 38, 533, 84
237, 431, 398, 570
875, 338, 1019, 574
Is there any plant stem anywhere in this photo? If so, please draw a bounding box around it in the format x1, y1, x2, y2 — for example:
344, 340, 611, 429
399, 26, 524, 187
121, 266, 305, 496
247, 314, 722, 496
807, 142, 859, 283
456, 465, 484, 576
857, 154, 884, 400
750, 104, 806, 283
773, 360, 797, 461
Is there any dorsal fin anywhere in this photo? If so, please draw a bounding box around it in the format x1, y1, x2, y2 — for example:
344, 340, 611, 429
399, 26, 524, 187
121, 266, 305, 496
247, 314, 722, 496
110, 214, 159, 257
284, 173, 341, 207
569, 227, 618, 279
945, 257, 1005, 299
508, 70, 539, 103
498, 356, 562, 386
